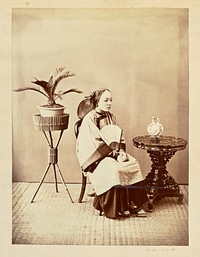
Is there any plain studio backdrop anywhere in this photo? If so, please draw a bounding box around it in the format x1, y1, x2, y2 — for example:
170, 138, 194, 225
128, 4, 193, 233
12, 8, 189, 184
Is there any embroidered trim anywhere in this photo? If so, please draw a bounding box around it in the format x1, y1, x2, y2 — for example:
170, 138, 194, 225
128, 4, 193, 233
81, 143, 112, 171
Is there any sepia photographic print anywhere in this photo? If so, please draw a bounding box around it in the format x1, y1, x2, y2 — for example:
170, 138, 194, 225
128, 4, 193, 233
1, 1, 200, 257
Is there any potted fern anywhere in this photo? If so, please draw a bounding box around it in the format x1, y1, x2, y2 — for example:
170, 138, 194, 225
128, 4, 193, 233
13, 67, 82, 117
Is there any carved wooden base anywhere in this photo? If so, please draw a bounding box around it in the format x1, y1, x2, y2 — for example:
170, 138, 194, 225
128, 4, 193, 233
145, 150, 183, 211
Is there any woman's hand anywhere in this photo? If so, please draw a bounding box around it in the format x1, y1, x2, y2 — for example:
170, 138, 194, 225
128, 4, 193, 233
117, 149, 129, 162
112, 149, 119, 159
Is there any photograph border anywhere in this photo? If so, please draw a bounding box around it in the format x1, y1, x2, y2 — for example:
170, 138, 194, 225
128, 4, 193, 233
1, 0, 200, 256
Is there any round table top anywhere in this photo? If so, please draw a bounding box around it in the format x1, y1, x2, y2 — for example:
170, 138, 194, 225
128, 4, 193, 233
133, 135, 187, 152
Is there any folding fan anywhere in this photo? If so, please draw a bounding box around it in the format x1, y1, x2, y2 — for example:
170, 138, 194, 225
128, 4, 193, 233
100, 125, 122, 147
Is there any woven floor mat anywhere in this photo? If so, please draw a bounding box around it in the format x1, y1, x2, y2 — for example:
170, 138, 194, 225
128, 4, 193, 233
12, 183, 188, 245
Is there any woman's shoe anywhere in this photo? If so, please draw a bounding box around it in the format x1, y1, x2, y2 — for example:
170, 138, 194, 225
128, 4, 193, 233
99, 211, 104, 216
123, 210, 130, 217
87, 188, 96, 197
117, 210, 130, 218
87, 191, 96, 197
129, 203, 140, 214
135, 208, 147, 218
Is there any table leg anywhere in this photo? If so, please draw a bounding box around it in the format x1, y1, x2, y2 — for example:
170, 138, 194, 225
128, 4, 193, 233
145, 150, 184, 211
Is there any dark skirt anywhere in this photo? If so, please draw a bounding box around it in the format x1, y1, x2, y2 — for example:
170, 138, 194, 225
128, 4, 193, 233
93, 180, 148, 219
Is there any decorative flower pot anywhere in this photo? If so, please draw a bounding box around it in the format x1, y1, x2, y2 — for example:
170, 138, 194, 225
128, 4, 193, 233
37, 106, 67, 117
33, 113, 69, 131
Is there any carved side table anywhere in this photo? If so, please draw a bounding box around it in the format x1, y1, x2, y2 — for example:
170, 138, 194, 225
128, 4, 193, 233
31, 114, 74, 203
133, 135, 187, 211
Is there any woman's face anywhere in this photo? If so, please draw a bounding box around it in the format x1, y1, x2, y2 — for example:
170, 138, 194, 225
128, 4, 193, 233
96, 90, 112, 113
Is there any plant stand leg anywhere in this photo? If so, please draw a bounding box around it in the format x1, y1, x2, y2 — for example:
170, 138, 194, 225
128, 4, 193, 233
31, 163, 51, 203
31, 129, 74, 203
53, 164, 59, 193
56, 163, 74, 203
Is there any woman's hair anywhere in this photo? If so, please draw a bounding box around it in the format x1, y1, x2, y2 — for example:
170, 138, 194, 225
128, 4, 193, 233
92, 88, 111, 108
77, 88, 111, 119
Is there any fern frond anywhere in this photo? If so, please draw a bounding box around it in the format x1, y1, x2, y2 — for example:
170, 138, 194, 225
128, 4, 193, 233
31, 79, 50, 92
54, 93, 63, 100
55, 67, 65, 74
48, 76, 54, 86
54, 71, 75, 87
13, 87, 48, 98
58, 88, 83, 96
51, 70, 75, 95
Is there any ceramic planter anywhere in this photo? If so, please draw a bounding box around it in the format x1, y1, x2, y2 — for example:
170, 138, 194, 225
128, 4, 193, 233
37, 106, 67, 117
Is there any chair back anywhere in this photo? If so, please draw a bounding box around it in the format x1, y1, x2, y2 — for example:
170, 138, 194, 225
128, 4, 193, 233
74, 118, 87, 203
74, 119, 83, 139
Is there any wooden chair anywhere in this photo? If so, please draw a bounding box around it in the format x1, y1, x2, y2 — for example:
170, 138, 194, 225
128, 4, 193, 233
74, 119, 88, 203
75, 97, 95, 203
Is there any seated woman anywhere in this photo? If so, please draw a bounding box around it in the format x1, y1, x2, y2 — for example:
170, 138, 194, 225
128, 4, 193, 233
76, 88, 148, 219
